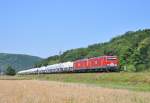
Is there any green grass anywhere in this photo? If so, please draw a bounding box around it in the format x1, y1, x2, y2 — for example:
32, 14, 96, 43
17, 72, 150, 91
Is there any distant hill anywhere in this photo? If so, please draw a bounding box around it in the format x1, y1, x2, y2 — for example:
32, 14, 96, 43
35, 29, 150, 72
0, 53, 43, 72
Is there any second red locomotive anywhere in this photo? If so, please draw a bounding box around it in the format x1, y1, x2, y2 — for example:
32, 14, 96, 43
74, 56, 119, 72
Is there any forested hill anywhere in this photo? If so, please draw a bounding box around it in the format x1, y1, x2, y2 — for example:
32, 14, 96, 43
35, 29, 150, 72
0, 53, 43, 72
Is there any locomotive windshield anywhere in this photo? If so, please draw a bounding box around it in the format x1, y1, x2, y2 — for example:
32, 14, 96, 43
107, 57, 117, 60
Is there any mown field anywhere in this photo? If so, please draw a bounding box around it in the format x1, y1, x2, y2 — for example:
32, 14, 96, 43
0, 72, 150, 103
0, 80, 150, 103
16, 72, 150, 91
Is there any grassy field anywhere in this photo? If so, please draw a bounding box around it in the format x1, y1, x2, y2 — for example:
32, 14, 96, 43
16, 72, 150, 91
0, 80, 150, 103
0, 72, 150, 103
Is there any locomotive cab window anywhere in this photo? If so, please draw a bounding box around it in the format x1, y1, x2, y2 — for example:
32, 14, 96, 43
107, 58, 117, 60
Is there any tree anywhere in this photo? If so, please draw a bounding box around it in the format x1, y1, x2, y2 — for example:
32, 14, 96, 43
5, 66, 16, 76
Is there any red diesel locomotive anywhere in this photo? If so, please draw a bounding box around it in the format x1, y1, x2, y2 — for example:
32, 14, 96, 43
73, 56, 119, 72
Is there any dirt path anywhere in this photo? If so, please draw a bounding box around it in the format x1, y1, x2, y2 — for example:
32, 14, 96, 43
0, 80, 149, 103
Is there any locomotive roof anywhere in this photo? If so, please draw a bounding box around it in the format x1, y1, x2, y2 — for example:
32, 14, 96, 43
75, 56, 117, 62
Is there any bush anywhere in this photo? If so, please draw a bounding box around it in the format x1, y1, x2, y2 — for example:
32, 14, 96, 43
5, 66, 16, 76
135, 64, 147, 72
126, 65, 136, 72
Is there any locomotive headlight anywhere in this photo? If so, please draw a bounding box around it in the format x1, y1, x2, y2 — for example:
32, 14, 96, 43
107, 64, 110, 66
109, 63, 115, 66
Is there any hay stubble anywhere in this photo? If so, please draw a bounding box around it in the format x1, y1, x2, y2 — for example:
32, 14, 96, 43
0, 80, 149, 103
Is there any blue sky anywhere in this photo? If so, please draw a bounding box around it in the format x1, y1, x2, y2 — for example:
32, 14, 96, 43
0, 0, 150, 58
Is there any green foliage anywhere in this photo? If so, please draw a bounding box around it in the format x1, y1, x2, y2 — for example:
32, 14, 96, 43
36, 29, 150, 72
126, 65, 136, 72
5, 65, 16, 76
